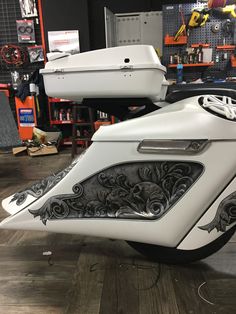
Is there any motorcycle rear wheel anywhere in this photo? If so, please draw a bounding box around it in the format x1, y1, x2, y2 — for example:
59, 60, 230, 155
127, 226, 236, 264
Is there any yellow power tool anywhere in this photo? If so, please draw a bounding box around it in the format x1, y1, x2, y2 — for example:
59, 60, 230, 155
188, 10, 210, 28
174, 9, 209, 41
222, 4, 236, 17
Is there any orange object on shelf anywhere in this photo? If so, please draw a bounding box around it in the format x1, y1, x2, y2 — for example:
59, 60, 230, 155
231, 55, 236, 67
164, 34, 187, 45
0, 89, 9, 98
51, 120, 73, 125
94, 120, 111, 131
111, 116, 116, 124
15, 96, 37, 140
191, 43, 210, 48
62, 138, 84, 146
49, 97, 71, 102
217, 45, 236, 50
0, 83, 10, 97
168, 62, 214, 68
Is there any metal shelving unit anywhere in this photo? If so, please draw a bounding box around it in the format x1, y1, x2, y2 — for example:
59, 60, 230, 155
48, 98, 95, 152
71, 104, 95, 158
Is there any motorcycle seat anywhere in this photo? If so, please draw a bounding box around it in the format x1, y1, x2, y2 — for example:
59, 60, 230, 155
165, 88, 236, 103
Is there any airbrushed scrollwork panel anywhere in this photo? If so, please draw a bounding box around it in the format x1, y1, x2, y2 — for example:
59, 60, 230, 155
199, 191, 236, 233
29, 161, 203, 225
10, 160, 77, 206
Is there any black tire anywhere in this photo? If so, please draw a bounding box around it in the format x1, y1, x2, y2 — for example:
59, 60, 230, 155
127, 226, 236, 264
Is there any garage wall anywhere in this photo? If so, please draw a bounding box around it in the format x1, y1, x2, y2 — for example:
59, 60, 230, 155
88, 0, 197, 50
40, 0, 197, 52
0, 0, 43, 83
40, 0, 90, 52
0, 0, 197, 85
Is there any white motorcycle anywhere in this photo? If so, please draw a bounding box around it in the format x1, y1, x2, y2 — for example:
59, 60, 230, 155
1, 46, 235, 264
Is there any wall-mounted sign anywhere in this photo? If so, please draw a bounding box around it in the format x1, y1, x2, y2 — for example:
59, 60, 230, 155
19, 108, 35, 127
48, 30, 80, 54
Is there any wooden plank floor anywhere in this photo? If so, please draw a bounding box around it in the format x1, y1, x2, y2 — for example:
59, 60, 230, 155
0, 151, 235, 314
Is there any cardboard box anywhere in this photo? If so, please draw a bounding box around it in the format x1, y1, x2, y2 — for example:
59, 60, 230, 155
12, 146, 28, 156
27, 145, 58, 157
46, 131, 62, 145
33, 127, 62, 147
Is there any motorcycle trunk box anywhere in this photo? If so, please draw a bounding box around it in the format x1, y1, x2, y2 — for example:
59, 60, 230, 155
40, 45, 167, 103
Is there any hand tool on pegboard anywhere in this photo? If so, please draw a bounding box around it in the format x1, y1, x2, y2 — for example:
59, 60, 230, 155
212, 4, 236, 18
222, 4, 236, 17
175, 7, 210, 41
222, 19, 234, 42
211, 22, 221, 33
174, 5, 187, 41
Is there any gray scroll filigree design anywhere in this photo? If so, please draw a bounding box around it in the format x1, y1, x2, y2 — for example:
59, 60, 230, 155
10, 160, 77, 206
29, 161, 203, 225
199, 191, 236, 233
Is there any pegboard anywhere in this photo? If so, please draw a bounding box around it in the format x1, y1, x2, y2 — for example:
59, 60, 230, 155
162, 2, 236, 81
0, 0, 43, 84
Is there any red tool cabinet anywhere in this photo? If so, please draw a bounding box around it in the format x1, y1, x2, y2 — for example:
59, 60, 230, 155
15, 96, 37, 140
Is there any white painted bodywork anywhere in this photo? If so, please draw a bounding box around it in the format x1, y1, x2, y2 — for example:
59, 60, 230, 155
1, 95, 236, 250
93, 96, 236, 141
40, 45, 167, 102
178, 177, 236, 250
